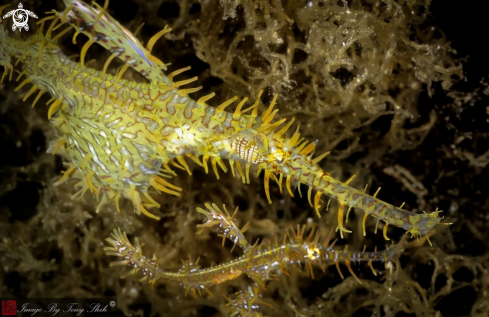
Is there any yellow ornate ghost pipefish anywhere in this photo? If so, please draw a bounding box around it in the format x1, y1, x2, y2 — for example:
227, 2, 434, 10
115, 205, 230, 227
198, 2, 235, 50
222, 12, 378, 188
0, 0, 451, 243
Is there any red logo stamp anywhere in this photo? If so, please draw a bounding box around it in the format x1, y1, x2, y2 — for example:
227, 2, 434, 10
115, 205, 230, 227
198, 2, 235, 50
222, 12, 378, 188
1, 300, 17, 316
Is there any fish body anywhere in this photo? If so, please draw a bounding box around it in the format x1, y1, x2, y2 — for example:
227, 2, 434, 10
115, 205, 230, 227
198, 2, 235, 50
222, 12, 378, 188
0, 0, 446, 239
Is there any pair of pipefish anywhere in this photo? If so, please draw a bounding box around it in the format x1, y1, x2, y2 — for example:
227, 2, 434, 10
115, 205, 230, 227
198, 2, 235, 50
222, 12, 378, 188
0, 0, 450, 301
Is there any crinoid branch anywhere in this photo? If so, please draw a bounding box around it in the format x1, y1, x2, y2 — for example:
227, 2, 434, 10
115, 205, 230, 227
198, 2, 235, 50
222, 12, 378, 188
104, 203, 397, 314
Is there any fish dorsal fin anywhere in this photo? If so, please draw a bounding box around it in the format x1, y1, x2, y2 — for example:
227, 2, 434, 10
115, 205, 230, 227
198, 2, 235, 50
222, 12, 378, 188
57, 0, 170, 86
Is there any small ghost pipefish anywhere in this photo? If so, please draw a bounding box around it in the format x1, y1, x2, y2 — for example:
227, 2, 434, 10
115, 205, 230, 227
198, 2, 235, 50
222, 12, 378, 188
104, 203, 397, 315
0, 0, 450, 242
